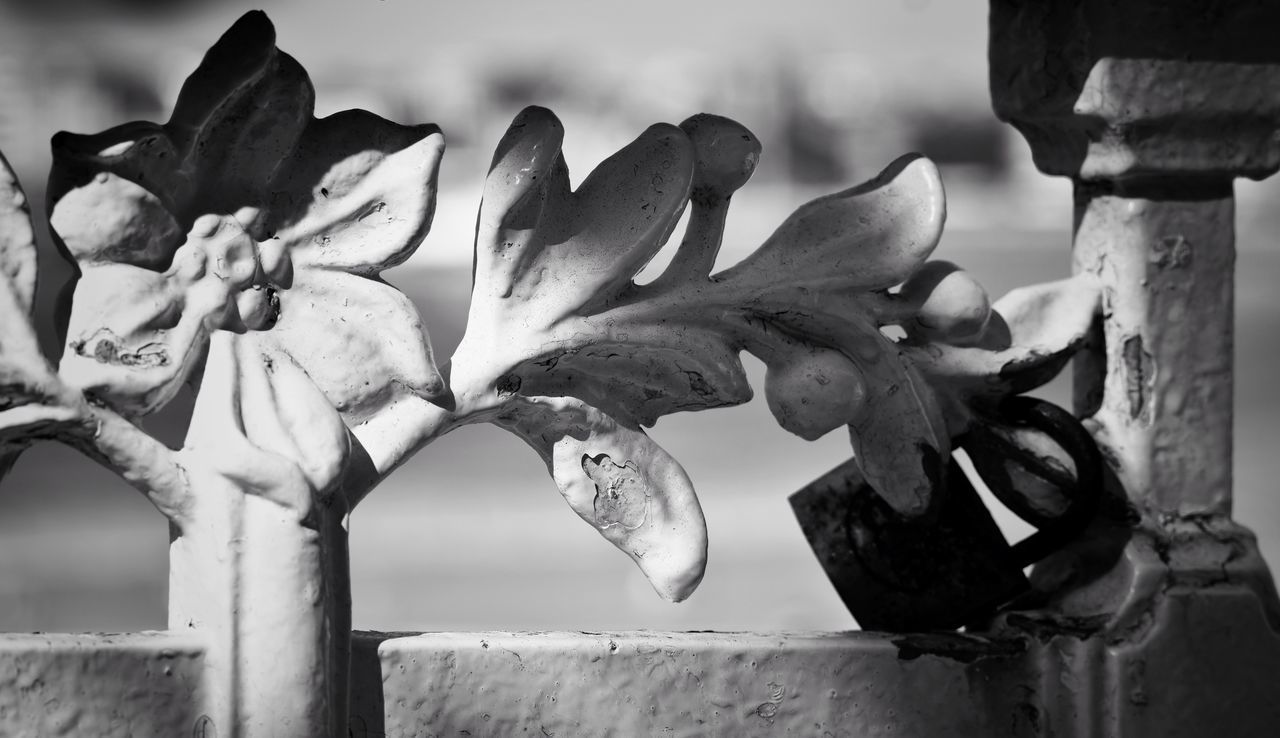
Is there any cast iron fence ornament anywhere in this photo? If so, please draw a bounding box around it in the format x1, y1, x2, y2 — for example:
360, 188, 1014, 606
0, 11, 1107, 736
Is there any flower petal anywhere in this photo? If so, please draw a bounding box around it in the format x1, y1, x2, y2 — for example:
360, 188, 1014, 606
167, 10, 280, 137
48, 12, 315, 227
256, 268, 443, 427
49, 172, 183, 269
717, 154, 945, 294
167, 11, 315, 214
262, 111, 444, 275
48, 122, 189, 225
496, 395, 707, 602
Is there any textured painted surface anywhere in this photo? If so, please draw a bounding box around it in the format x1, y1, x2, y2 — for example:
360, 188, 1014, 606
990, 0, 1262, 517
350, 630, 1035, 737
0, 631, 207, 737
1072, 190, 1234, 514
1003, 585, 1280, 738
990, 0, 1280, 583
990, 4, 1280, 738
0, 616, 1270, 738
1107, 589, 1280, 738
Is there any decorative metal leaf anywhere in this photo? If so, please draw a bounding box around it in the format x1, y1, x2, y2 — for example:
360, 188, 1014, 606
459, 107, 751, 427
456, 109, 954, 596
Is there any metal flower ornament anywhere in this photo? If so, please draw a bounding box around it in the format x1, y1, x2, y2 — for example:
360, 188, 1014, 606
0, 10, 1101, 735
48, 21, 446, 507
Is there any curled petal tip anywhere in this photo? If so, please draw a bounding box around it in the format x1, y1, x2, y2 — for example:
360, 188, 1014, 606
636, 122, 696, 162
419, 129, 446, 154
876, 153, 944, 215
488, 107, 565, 179
857, 152, 942, 202
655, 566, 706, 603
503, 106, 564, 155
512, 105, 561, 129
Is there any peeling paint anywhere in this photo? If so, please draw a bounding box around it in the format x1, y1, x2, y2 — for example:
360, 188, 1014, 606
582, 453, 650, 530
1121, 335, 1154, 421
1001, 613, 1110, 642
495, 374, 522, 398
891, 633, 1026, 663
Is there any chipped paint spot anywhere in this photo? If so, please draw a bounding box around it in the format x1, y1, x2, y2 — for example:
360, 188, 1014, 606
683, 369, 714, 398
582, 453, 650, 530
495, 374, 522, 398
891, 633, 1026, 663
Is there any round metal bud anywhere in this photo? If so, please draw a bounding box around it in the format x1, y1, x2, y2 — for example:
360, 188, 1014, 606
899, 260, 992, 344
765, 347, 868, 441
679, 113, 761, 202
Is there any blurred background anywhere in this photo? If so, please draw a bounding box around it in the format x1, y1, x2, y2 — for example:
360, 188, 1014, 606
1, 0, 1277, 633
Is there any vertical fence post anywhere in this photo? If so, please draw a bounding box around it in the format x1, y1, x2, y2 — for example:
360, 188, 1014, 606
990, 2, 1280, 735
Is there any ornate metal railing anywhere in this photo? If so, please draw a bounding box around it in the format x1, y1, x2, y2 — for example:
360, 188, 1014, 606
1, 3, 1278, 736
